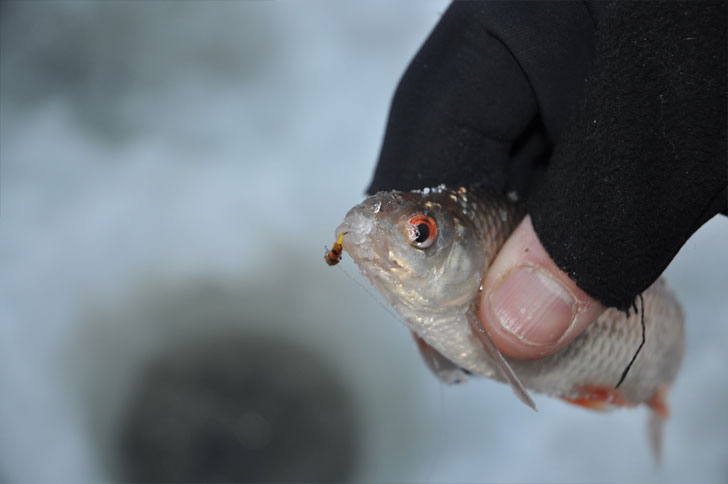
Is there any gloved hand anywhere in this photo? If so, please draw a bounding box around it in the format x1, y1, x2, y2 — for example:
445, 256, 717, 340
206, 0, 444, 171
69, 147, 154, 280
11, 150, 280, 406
367, 1, 727, 359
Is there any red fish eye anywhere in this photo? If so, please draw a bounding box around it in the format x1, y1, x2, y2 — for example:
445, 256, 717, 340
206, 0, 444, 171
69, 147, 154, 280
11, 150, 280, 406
406, 214, 438, 249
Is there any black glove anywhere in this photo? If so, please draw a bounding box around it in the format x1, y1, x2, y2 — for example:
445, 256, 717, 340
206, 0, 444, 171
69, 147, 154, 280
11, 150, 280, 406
367, 1, 727, 310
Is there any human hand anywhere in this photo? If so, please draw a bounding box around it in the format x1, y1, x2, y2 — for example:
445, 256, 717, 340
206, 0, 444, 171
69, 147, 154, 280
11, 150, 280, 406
368, 2, 726, 360
474, 215, 605, 359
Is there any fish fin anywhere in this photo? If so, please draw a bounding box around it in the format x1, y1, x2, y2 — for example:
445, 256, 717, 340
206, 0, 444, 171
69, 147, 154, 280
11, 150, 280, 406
411, 331, 470, 384
562, 385, 669, 463
560, 385, 631, 412
648, 410, 664, 466
647, 384, 670, 419
466, 310, 537, 411
647, 385, 670, 465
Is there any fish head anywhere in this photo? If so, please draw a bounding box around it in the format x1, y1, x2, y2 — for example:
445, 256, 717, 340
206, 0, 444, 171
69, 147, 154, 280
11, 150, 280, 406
335, 189, 485, 317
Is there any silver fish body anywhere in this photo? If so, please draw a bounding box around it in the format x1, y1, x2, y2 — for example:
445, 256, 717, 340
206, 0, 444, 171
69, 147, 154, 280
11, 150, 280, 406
335, 186, 684, 408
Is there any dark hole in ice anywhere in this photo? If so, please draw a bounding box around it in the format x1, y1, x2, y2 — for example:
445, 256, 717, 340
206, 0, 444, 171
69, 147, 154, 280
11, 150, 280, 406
116, 335, 359, 483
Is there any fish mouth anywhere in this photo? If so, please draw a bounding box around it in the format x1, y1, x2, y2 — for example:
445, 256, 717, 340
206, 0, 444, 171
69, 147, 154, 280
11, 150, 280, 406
334, 225, 399, 301
334, 222, 372, 265
334, 195, 409, 276
334, 222, 350, 242
335, 218, 399, 273
335, 208, 375, 260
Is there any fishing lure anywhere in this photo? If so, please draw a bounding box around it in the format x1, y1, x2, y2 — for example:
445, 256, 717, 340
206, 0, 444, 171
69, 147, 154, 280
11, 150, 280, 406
324, 232, 345, 266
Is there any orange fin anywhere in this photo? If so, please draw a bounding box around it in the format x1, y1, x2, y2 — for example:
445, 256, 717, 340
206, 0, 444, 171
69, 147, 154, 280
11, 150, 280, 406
562, 385, 670, 464
561, 385, 632, 412
647, 385, 670, 419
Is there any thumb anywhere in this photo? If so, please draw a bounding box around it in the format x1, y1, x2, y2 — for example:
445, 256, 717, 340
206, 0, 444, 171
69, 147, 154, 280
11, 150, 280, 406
475, 215, 606, 360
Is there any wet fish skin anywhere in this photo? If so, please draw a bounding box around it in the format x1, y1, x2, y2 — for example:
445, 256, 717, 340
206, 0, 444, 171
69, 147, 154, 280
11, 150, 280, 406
335, 186, 684, 407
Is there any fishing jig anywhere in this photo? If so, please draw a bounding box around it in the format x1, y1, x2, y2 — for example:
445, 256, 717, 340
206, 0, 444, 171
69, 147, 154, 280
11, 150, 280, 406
324, 232, 346, 266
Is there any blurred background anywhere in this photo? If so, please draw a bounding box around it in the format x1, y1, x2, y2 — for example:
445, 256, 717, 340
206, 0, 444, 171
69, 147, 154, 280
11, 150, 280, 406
1, 1, 726, 482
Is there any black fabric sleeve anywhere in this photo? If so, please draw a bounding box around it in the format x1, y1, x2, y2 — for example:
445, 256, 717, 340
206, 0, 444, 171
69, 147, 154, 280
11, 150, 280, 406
367, 1, 727, 310
527, 2, 727, 309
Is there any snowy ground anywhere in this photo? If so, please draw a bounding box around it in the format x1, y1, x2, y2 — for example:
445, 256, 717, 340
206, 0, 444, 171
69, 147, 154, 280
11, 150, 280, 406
1, 2, 726, 482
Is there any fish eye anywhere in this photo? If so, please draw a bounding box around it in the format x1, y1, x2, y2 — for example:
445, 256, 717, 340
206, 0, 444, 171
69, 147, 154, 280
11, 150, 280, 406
406, 214, 438, 249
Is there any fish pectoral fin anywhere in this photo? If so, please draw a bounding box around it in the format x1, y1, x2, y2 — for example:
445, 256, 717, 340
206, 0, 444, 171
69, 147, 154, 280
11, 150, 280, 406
411, 331, 470, 384
466, 310, 537, 411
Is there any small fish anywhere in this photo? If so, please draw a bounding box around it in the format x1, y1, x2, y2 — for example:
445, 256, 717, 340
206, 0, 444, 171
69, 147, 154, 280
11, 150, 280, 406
330, 185, 684, 458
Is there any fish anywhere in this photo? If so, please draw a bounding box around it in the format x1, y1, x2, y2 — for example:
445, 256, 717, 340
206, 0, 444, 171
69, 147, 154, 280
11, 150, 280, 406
331, 185, 684, 458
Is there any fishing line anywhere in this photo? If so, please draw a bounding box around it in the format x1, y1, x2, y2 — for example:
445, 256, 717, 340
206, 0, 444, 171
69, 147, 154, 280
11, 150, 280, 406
419, 381, 446, 484
334, 263, 400, 322
615, 293, 646, 389
332, 251, 446, 482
